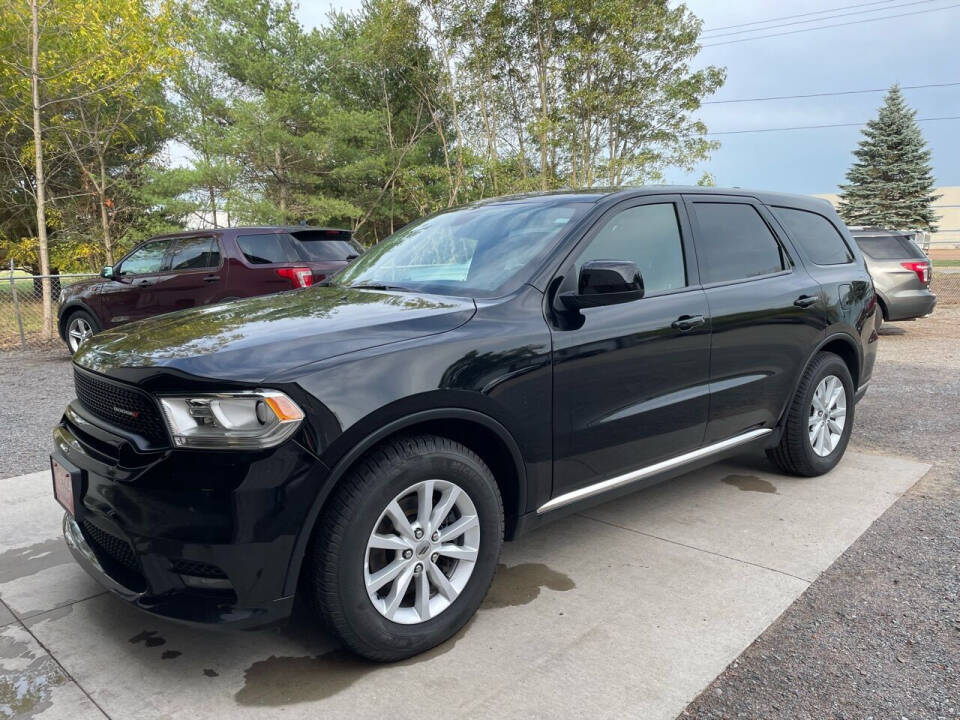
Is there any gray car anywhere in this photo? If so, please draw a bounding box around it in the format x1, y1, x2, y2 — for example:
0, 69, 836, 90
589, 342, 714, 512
849, 229, 936, 328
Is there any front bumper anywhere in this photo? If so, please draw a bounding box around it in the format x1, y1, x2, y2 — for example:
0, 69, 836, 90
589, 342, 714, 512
53, 402, 328, 629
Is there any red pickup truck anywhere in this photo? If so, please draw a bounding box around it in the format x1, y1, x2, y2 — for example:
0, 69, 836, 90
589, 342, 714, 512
58, 226, 360, 353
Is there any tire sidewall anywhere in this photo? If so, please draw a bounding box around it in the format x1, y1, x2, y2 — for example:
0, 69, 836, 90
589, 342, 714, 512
334, 448, 502, 657
66, 310, 98, 354
798, 355, 854, 473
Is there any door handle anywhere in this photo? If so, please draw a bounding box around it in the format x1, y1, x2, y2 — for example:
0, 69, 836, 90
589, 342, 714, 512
794, 295, 818, 308
671, 314, 705, 331
203, 275, 221, 282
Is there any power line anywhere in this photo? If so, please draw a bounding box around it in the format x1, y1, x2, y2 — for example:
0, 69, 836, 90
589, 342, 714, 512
702, 0, 902, 33
703, 81, 960, 105
701, 3, 960, 47
703, 0, 941, 39
707, 115, 960, 135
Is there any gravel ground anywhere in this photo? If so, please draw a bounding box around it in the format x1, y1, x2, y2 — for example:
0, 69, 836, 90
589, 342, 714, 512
0, 346, 72, 479
685, 308, 960, 719
1, 311, 958, 718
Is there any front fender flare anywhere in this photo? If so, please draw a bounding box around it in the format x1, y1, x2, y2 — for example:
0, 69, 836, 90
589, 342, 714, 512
281, 407, 527, 597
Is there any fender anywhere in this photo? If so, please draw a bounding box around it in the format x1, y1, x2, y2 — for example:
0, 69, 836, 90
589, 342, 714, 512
281, 406, 528, 597
58, 299, 101, 340
776, 330, 862, 426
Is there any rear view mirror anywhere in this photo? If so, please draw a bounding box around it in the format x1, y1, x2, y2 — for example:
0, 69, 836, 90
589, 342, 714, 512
560, 260, 644, 311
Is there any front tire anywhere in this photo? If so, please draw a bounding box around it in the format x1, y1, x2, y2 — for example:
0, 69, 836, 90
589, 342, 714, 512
309, 435, 503, 661
64, 310, 99, 354
766, 352, 854, 477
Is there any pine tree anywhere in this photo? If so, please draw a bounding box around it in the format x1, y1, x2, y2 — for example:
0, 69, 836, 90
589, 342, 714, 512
838, 85, 939, 230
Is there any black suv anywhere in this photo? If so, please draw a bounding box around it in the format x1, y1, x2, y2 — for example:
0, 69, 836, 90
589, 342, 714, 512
52, 188, 877, 660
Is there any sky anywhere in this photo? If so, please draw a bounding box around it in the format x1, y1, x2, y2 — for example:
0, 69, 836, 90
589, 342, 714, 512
295, 0, 960, 195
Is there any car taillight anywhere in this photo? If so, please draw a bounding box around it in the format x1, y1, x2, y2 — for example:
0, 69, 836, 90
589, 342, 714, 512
276, 267, 313, 288
900, 261, 930, 285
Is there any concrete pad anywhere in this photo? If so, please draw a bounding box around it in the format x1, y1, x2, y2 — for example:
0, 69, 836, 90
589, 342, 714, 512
0, 451, 929, 719
0, 622, 105, 719
0, 600, 14, 628
27, 516, 807, 720
582, 451, 929, 581
0, 471, 105, 619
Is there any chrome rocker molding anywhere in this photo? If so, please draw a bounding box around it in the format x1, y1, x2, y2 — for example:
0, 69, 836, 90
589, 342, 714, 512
537, 428, 773, 515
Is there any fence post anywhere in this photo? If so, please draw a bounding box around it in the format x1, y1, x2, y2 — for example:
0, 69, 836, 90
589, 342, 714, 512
8, 260, 27, 351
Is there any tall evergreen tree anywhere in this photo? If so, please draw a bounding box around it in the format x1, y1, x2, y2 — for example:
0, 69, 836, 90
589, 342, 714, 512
838, 85, 939, 230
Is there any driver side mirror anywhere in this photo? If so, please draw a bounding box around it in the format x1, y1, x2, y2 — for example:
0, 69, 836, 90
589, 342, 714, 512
100, 265, 114, 279
560, 260, 644, 311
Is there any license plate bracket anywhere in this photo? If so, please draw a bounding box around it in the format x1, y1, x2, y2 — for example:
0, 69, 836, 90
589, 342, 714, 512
51, 456, 80, 516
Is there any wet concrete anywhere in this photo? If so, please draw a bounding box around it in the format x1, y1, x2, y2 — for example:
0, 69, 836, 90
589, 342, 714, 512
482, 562, 575, 609
235, 620, 470, 706
722, 474, 778, 494
236, 562, 576, 706
128, 630, 166, 648
0, 538, 70, 585
0, 629, 66, 719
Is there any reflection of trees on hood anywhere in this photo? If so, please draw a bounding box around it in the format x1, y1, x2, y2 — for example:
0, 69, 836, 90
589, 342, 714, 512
75, 287, 456, 368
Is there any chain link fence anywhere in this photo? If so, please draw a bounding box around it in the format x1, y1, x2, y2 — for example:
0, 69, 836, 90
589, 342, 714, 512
2, 259, 959, 353
2, 262, 98, 351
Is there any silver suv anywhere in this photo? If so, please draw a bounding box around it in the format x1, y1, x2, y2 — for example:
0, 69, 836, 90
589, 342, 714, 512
849, 229, 936, 328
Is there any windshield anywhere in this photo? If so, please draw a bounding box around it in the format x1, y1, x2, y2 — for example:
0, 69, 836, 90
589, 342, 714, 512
334, 201, 590, 297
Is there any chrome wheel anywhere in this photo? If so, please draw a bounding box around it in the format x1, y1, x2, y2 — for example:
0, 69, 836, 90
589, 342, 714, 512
364, 479, 480, 625
809, 374, 846, 457
67, 317, 93, 352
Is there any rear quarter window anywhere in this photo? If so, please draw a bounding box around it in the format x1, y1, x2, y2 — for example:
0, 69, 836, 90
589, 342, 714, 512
771, 206, 853, 265
235, 234, 302, 264
690, 202, 786, 284
855, 235, 926, 260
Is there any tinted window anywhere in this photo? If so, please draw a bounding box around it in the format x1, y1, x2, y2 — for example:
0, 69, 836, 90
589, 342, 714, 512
236, 234, 301, 264
169, 237, 220, 270
692, 203, 785, 284
855, 235, 926, 260
289, 231, 361, 261
335, 201, 589, 297
119, 241, 169, 275
772, 207, 852, 265
576, 203, 686, 293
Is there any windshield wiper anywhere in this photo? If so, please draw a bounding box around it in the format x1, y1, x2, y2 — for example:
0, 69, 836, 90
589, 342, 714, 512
346, 281, 411, 291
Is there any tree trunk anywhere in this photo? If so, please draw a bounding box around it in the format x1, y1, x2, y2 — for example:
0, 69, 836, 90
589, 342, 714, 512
208, 186, 218, 228
30, 0, 52, 339
97, 151, 114, 265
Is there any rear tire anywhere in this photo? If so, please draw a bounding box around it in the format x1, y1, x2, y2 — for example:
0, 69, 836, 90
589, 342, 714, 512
64, 310, 99, 354
308, 434, 503, 661
766, 352, 854, 477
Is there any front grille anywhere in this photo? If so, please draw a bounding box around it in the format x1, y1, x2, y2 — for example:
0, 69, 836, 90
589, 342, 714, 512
74, 367, 168, 444
171, 559, 227, 579
81, 519, 139, 573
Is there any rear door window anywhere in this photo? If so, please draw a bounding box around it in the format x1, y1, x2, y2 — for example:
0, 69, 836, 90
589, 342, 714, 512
771, 207, 853, 265
169, 237, 220, 271
855, 235, 926, 260
690, 202, 786, 284
119, 240, 171, 276
236, 234, 302, 264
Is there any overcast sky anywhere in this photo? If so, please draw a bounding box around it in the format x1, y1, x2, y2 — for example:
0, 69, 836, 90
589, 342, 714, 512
297, 0, 960, 195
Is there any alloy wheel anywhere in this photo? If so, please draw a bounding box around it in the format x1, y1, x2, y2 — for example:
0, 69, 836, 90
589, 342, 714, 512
364, 479, 480, 625
68, 317, 93, 352
808, 374, 846, 457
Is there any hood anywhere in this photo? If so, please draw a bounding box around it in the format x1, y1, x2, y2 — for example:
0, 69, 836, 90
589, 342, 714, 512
73, 286, 476, 383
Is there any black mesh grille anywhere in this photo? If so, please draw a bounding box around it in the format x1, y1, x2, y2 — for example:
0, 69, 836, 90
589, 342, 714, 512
74, 367, 168, 444
80, 520, 140, 573
171, 560, 228, 579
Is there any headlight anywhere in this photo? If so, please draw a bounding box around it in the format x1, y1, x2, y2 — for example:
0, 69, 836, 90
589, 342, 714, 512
158, 391, 304, 449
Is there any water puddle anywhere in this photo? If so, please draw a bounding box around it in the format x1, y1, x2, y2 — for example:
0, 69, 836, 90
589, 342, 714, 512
128, 630, 166, 648
0, 630, 67, 718
236, 561, 575, 705
721, 474, 777, 494
0, 538, 71, 585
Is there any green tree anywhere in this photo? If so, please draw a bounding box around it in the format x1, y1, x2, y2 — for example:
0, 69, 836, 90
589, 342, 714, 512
838, 85, 940, 230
